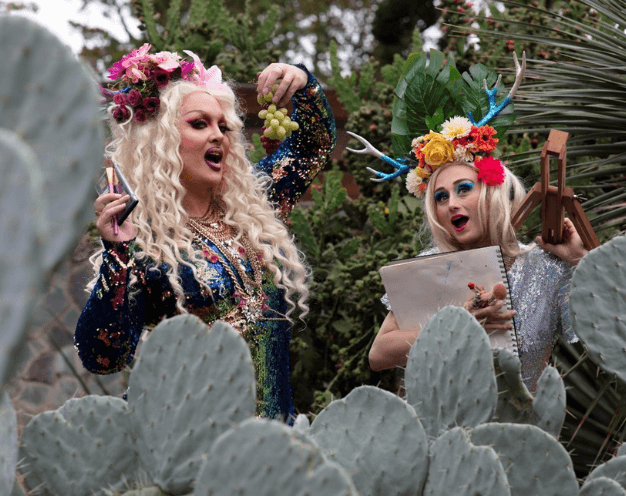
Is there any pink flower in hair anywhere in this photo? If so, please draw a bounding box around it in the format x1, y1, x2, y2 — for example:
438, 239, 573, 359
134, 108, 147, 123
154, 69, 171, 88
153, 51, 181, 71
183, 50, 232, 95
127, 90, 143, 107
112, 92, 128, 105
143, 97, 160, 114
112, 105, 130, 122
181, 61, 196, 78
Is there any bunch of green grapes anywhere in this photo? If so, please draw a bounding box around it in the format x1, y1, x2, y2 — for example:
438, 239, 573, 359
257, 83, 299, 155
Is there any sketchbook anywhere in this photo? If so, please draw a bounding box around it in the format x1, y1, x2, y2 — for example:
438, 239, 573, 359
379, 245, 518, 355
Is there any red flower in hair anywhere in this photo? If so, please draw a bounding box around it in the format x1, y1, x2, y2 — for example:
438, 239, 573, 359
475, 156, 505, 186
470, 125, 498, 152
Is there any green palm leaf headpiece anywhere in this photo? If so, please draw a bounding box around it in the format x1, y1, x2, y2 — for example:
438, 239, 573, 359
347, 49, 525, 197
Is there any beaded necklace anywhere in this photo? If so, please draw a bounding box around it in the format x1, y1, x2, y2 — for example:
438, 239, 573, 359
187, 215, 269, 326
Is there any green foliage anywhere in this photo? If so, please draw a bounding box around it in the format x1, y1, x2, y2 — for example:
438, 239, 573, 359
287, 167, 425, 414
132, 0, 282, 82
288, 32, 428, 415
328, 41, 360, 114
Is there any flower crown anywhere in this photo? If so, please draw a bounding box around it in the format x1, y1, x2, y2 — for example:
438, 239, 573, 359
101, 43, 233, 124
347, 51, 525, 198
404, 117, 504, 197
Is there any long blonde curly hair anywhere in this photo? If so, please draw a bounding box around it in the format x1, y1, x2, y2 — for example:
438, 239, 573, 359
88, 79, 309, 318
423, 161, 531, 259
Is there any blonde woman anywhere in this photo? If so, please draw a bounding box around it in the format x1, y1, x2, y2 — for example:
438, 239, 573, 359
75, 45, 336, 423
369, 159, 587, 392
348, 52, 587, 393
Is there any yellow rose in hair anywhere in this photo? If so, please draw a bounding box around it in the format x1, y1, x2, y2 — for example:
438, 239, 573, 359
421, 133, 455, 168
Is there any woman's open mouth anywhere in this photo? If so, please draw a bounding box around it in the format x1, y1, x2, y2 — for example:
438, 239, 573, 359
204, 148, 223, 171
451, 214, 469, 232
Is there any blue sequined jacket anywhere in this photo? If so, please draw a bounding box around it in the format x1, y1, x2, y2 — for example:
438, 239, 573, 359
75, 67, 336, 422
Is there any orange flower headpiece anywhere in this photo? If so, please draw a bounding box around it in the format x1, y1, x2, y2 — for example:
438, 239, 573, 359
405, 117, 504, 197
347, 51, 525, 198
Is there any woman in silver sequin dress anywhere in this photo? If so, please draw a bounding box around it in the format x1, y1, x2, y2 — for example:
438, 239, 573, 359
369, 161, 588, 392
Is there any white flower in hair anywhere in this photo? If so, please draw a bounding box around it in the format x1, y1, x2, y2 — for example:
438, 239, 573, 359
454, 145, 474, 164
441, 116, 472, 140
412, 136, 426, 147
406, 168, 423, 196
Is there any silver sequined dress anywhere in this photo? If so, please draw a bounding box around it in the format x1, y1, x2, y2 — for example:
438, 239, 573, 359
382, 244, 578, 392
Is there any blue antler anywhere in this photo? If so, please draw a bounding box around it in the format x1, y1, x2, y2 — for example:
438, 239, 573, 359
468, 52, 526, 127
345, 131, 410, 183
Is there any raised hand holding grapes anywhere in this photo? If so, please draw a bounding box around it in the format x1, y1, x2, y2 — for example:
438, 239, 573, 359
256, 64, 305, 154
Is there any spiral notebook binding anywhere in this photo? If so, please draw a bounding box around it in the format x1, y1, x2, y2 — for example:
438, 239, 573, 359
496, 247, 519, 356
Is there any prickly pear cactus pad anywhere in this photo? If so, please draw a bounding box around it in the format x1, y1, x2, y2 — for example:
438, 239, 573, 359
424, 427, 511, 496
587, 456, 626, 489
19, 396, 139, 496
194, 418, 358, 496
0, 16, 103, 274
532, 365, 566, 437
405, 306, 498, 437
570, 235, 626, 382
492, 348, 534, 424
310, 385, 428, 496
0, 392, 18, 491
127, 317, 256, 495
580, 477, 626, 496
619, 443, 626, 457
470, 423, 578, 496
0, 129, 45, 392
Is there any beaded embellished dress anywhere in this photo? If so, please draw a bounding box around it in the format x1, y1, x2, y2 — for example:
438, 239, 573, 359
75, 68, 336, 422
382, 244, 578, 393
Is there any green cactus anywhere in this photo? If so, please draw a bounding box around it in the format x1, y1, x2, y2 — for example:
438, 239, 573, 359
127, 317, 256, 495
586, 456, 626, 489
493, 349, 566, 437
20, 396, 138, 496
18, 317, 255, 495
404, 305, 498, 438
19, 396, 140, 496
0, 15, 103, 275
309, 385, 429, 496
0, 392, 18, 492
194, 417, 358, 495
580, 476, 626, 496
470, 423, 579, 496
492, 348, 534, 424
533, 365, 567, 437
424, 427, 511, 496
0, 128, 45, 402
0, 15, 103, 390
619, 443, 626, 457
570, 235, 626, 382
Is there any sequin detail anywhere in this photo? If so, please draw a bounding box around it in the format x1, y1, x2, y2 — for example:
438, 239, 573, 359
74, 67, 336, 423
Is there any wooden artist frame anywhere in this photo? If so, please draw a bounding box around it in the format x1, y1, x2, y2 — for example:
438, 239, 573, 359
511, 129, 600, 251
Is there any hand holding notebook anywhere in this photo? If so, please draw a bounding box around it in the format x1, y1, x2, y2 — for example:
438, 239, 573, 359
379, 245, 518, 355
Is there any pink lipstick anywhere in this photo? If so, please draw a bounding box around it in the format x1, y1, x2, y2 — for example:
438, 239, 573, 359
204, 148, 223, 171
451, 214, 469, 232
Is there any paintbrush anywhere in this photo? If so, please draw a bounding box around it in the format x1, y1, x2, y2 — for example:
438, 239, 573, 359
105, 166, 119, 235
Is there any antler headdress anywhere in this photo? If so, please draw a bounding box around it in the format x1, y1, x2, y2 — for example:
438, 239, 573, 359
347, 50, 525, 197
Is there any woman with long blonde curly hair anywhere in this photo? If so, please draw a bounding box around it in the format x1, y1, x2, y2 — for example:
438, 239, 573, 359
75, 45, 336, 423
